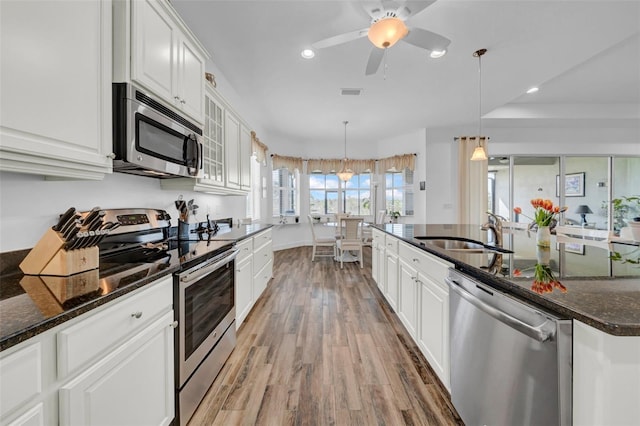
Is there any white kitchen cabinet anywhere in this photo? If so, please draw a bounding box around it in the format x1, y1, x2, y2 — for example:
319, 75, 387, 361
252, 229, 273, 300
59, 311, 174, 426
385, 236, 400, 311
235, 238, 254, 327
225, 112, 241, 189
234, 229, 273, 329
161, 83, 251, 195
573, 320, 640, 426
398, 241, 452, 390
417, 271, 449, 390
0, 276, 175, 426
115, 0, 208, 125
371, 229, 385, 290
398, 259, 418, 338
240, 125, 252, 190
0, 0, 113, 180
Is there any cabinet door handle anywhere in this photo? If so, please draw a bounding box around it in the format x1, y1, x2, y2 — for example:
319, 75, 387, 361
180, 99, 186, 104
174, 96, 181, 102
106, 152, 116, 159
412, 258, 420, 263
131, 311, 143, 319
170, 321, 179, 329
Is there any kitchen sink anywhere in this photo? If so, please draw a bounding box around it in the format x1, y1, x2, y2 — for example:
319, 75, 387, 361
414, 237, 513, 254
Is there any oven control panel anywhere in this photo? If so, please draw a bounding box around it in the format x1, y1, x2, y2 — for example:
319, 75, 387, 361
117, 213, 150, 226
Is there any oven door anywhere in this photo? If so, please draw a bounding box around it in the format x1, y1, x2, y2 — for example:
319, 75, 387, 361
175, 249, 238, 387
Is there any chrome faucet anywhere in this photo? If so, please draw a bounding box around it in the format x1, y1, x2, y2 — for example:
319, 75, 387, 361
481, 211, 505, 246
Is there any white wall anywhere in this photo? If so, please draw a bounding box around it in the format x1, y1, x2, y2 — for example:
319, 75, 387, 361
0, 172, 247, 251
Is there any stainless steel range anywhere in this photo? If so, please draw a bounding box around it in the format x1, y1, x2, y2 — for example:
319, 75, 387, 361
97, 209, 237, 426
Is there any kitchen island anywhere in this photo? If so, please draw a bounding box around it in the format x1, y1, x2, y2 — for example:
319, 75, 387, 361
372, 223, 640, 425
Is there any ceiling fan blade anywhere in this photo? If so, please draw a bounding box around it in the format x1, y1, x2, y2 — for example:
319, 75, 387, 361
365, 47, 385, 75
403, 27, 451, 51
395, 1, 436, 21
312, 28, 369, 49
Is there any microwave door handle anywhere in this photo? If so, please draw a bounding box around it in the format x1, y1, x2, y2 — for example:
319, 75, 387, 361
184, 135, 199, 176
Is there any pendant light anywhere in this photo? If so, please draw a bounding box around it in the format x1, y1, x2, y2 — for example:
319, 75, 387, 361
337, 121, 354, 182
470, 48, 488, 161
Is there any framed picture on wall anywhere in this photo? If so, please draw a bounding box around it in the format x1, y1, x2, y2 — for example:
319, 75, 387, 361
556, 172, 585, 197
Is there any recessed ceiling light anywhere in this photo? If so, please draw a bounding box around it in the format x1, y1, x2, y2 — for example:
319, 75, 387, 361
430, 49, 447, 59
301, 48, 315, 59
526, 87, 539, 94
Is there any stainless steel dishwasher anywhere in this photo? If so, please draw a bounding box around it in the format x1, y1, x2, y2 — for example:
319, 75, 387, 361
447, 269, 572, 426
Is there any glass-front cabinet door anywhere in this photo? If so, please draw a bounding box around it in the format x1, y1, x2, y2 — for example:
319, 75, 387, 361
202, 90, 225, 186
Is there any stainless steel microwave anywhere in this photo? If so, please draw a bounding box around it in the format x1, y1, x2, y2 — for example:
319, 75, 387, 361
112, 83, 203, 178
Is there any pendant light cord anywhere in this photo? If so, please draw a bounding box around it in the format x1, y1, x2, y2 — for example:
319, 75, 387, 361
478, 52, 482, 142
343, 120, 349, 159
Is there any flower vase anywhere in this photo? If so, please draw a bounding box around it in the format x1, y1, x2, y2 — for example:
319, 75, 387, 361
536, 225, 551, 248
536, 246, 551, 265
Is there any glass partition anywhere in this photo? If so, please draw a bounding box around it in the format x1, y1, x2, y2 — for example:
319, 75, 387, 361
511, 156, 560, 224
564, 156, 609, 229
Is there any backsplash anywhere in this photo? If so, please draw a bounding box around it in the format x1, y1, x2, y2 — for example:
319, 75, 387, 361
0, 171, 247, 251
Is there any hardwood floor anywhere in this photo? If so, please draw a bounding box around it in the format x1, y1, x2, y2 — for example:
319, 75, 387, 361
188, 246, 462, 426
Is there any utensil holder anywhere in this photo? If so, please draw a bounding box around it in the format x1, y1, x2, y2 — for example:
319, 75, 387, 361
19, 228, 99, 276
178, 220, 198, 240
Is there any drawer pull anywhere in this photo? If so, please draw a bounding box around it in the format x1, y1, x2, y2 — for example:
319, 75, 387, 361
413, 258, 420, 263
131, 311, 143, 319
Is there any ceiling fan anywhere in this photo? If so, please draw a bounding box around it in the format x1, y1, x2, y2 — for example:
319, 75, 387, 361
311, 1, 451, 75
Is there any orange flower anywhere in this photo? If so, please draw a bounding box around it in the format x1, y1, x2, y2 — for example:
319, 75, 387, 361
553, 206, 560, 213
513, 207, 522, 215
513, 269, 522, 277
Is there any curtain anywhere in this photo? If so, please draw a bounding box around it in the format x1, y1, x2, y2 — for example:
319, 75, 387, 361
251, 131, 268, 164
346, 159, 376, 174
307, 158, 342, 174
272, 154, 303, 172
378, 153, 416, 172
456, 137, 488, 224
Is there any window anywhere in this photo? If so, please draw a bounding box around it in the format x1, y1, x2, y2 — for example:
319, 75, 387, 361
385, 169, 414, 215
309, 173, 339, 215
272, 168, 298, 217
343, 173, 371, 215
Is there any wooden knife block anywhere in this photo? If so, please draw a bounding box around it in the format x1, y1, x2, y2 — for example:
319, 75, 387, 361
19, 228, 99, 276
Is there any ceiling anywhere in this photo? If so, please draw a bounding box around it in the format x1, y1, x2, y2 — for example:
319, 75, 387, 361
171, 0, 640, 148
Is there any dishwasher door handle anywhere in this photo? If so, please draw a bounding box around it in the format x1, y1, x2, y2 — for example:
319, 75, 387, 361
446, 278, 554, 342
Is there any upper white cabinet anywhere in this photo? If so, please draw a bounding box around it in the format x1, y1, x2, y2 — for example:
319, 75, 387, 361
0, 0, 113, 180
161, 83, 252, 195
114, 0, 209, 125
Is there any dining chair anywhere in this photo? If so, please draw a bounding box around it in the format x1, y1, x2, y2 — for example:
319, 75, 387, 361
335, 217, 364, 269
308, 215, 336, 261
334, 213, 350, 239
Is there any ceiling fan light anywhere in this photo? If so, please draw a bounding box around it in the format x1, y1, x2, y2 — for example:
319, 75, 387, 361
430, 49, 447, 59
367, 17, 408, 49
470, 145, 488, 161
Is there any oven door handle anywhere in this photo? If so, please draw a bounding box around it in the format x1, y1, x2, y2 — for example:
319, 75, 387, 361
180, 249, 239, 285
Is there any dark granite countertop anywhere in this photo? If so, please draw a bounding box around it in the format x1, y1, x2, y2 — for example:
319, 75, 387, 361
0, 223, 274, 352
210, 223, 273, 242
373, 224, 640, 336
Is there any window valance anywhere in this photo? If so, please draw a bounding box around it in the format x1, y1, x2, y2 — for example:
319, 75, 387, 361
272, 154, 303, 172
378, 153, 415, 172
271, 153, 414, 174
307, 159, 342, 174
251, 131, 268, 164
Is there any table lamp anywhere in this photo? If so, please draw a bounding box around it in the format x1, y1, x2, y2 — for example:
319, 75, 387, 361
575, 205, 593, 225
